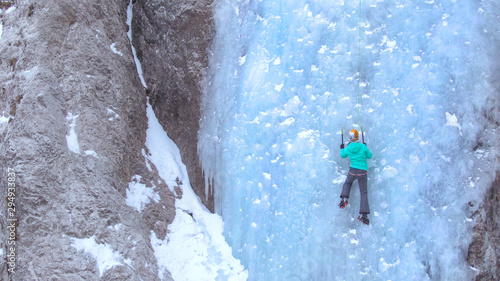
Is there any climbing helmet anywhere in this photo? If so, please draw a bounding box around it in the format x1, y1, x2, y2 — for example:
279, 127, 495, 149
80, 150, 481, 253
349, 129, 359, 141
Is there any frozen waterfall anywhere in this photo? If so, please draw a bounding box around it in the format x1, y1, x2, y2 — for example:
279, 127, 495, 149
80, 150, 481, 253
198, 0, 499, 280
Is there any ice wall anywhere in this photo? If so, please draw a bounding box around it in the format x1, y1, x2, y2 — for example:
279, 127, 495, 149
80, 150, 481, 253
199, 0, 500, 280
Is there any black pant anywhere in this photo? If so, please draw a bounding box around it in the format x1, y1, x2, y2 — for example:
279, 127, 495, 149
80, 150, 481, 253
341, 168, 370, 214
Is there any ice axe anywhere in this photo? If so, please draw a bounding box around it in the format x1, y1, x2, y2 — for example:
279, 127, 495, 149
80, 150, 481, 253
340, 126, 344, 149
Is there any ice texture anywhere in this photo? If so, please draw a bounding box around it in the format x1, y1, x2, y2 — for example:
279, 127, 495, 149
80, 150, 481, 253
199, 0, 499, 280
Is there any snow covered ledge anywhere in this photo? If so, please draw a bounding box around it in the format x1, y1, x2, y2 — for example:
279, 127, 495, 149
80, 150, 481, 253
144, 100, 248, 281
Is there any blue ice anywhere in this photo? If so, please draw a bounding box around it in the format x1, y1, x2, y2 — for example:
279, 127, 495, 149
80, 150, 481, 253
198, 0, 499, 280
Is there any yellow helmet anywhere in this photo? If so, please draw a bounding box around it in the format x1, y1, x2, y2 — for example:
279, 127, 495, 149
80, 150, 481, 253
349, 129, 359, 141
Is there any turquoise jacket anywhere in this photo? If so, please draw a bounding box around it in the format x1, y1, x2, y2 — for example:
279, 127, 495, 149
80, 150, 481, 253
340, 142, 373, 171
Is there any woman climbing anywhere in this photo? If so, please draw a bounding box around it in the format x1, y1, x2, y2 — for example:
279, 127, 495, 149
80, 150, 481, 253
338, 129, 373, 225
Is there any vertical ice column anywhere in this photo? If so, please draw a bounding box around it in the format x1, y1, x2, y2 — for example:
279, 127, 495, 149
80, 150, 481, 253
199, 0, 499, 280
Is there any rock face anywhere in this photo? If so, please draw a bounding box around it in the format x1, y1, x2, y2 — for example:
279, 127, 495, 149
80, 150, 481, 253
131, 0, 215, 211
0, 1, 177, 280
468, 174, 500, 280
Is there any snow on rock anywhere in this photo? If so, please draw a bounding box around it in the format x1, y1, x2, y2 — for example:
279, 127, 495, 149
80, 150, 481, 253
0, 0, 170, 279
84, 150, 99, 158
126, 175, 160, 212
144, 103, 187, 192
145, 100, 248, 280
5, 6, 15, 14
126, 0, 147, 88
110, 43, 123, 56
71, 236, 125, 277
107, 107, 120, 121
65, 113, 80, 154
0, 114, 10, 123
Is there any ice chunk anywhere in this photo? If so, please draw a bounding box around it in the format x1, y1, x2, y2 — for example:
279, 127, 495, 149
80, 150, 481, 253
381, 166, 398, 179
239, 55, 247, 65
445, 112, 462, 130
275, 82, 284, 92
281, 96, 301, 116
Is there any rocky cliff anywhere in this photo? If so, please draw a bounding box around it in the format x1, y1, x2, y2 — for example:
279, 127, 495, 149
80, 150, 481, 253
0, 0, 179, 279
132, 0, 214, 211
468, 174, 500, 280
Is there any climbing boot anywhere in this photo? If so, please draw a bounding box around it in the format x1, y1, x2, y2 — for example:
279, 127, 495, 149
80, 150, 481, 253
338, 198, 348, 209
358, 213, 370, 225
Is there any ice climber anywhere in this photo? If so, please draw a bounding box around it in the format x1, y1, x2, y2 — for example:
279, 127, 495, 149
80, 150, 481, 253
338, 129, 373, 225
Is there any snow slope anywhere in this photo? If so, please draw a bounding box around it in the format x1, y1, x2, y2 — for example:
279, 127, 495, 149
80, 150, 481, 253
145, 101, 248, 281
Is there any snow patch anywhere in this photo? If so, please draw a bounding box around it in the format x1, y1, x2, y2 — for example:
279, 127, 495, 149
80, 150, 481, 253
65, 113, 80, 154
126, 175, 160, 212
71, 236, 125, 277
84, 150, 99, 158
107, 108, 120, 121
142, 148, 153, 171
0, 115, 10, 123
145, 103, 187, 191
6, 6, 15, 14
108, 223, 122, 231
110, 43, 123, 56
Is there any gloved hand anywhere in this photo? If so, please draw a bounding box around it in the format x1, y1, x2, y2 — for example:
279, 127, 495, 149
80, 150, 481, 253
340, 144, 345, 149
